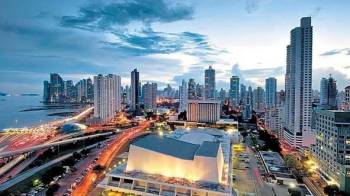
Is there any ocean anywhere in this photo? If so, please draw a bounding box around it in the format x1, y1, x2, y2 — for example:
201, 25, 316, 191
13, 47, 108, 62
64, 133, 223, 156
0, 95, 83, 130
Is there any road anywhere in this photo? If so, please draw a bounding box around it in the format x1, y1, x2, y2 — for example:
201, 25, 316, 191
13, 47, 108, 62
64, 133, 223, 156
0, 132, 114, 158
232, 144, 275, 196
72, 121, 150, 196
0, 139, 107, 191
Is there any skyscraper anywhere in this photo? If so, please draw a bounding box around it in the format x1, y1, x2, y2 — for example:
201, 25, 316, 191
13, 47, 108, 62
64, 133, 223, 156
93, 74, 121, 122
253, 87, 265, 112
131, 69, 140, 114
43, 81, 50, 103
204, 66, 215, 100
320, 76, 337, 109
49, 73, 65, 103
188, 79, 196, 100
179, 80, 188, 112
265, 77, 277, 108
143, 82, 157, 110
196, 84, 204, 100
240, 84, 247, 104
229, 76, 239, 105
284, 17, 313, 147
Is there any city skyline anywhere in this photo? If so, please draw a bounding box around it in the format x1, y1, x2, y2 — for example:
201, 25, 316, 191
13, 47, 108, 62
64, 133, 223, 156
1, 0, 350, 94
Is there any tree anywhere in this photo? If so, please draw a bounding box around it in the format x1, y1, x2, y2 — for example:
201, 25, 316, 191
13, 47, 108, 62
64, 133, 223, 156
93, 164, 105, 173
46, 183, 60, 196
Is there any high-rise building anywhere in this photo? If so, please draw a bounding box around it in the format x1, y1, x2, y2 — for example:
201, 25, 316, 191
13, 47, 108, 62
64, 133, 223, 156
64, 80, 76, 102
49, 73, 65, 103
196, 84, 204, 100
143, 82, 157, 110
320, 76, 337, 109
345, 86, 350, 110
284, 17, 313, 147
265, 77, 277, 108
131, 69, 140, 114
76, 79, 88, 102
229, 76, 239, 105
179, 80, 188, 112
188, 78, 196, 100
87, 78, 94, 102
253, 87, 265, 112
218, 88, 226, 102
93, 74, 121, 122
204, 66, 215, 100
43, 81, 50, 103
240, 84, 247, 104
187, 100, 221, 123
312, 110, 350, 193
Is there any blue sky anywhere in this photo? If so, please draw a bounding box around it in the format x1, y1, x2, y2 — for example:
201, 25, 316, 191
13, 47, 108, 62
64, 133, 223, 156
0, 0, 349, 94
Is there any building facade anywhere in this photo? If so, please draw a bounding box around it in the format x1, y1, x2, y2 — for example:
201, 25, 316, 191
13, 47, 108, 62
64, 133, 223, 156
204, 66, 216, 100
265, 77, 277, 109
131, 69, 140, 114
93, 74, 121, 122
312, 110, 350, 193
284, 17, 313, 148
187, 100, 221, 123
320, 76, 337, 109
179, 80, 188, 112
143, 82, 157, 110
229, 76, 239, 106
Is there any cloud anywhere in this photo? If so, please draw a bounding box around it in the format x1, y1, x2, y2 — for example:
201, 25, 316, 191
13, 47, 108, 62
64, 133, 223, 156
61, 0, 193, 31
311, 6, 322, 17
344, 65, 350, 69
101, 29, 223, 58
245, 0, 263, 14
320, 48, 350, 56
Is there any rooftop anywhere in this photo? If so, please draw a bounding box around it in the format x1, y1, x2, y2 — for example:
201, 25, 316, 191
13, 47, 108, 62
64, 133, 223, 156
132, 135, 220, 160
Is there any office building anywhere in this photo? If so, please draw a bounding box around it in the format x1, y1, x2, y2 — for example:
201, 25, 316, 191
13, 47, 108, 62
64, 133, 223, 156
204, 66, 216, 100
284, 17, 313, 148
187, 100, 221, 123
345, 86, 350, 111
188, 78, 196, 100
196, 84, 204, 100
240, 84, 247, 104
179, 80, 188, 112
93, 74, 121, 122
320, 76, 337, 109
312, 110, 350, 193
143, 82, 157, 110
43, 81, 50, 103
131, 69, 140, 114
265, 77, 277, 108
253, 87, 265, 112
49, 73, 65, 103
229, 76, 239, 106
218, 88, 226, 102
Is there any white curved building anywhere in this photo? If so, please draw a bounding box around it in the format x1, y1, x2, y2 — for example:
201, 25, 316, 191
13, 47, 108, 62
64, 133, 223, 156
126, 135, 224, 183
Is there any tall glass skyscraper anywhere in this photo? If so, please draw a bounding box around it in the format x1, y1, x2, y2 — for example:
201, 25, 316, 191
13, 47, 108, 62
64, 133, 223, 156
284, 17, 313, 147
229, 76, 239, 105
131, 69, 140, 114
265, 77, 277, 108
320, 76, 337, 109
204, 66, 215, 100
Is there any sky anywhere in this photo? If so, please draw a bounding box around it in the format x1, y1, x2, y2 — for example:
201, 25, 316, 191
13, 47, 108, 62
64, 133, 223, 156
0, 0, 350, 94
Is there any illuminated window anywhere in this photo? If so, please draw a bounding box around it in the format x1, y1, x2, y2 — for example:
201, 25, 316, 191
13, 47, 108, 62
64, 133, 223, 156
346, 139, 350, 145
345, 155, 350, 160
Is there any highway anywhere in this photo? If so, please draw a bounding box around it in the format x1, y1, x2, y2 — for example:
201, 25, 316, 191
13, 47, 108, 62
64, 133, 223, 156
72, 121, 150, 196
0, 138, 110, 192
0, 132, 115, 158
